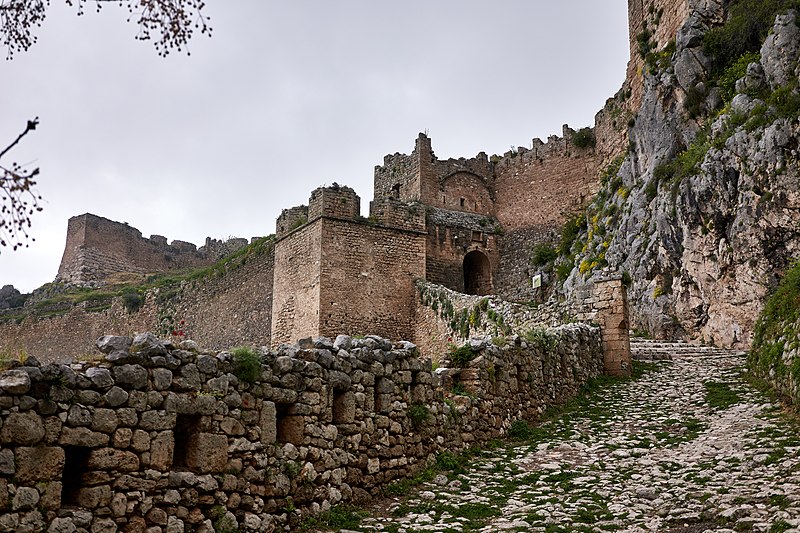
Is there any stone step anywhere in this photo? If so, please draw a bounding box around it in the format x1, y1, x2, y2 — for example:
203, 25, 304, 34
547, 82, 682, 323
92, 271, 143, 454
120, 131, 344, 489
629, 337, 746, 360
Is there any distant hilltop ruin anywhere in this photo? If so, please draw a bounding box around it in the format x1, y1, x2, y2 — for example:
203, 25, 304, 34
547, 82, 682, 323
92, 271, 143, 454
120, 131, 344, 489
56, 213, 252, 286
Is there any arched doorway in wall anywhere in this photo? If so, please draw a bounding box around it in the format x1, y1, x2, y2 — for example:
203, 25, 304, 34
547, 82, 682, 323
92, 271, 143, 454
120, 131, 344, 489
463, 250, 492, 295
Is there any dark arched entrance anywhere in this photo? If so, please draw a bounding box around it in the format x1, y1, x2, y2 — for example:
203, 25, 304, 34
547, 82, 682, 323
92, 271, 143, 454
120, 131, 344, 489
463, 250, 492, 295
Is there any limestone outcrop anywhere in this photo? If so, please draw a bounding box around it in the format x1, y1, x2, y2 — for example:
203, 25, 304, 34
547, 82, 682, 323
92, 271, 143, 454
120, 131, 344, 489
567, 2, 800, 348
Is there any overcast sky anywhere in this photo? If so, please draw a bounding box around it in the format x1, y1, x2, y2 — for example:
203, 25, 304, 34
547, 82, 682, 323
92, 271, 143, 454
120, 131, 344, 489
1, 1, 629, 293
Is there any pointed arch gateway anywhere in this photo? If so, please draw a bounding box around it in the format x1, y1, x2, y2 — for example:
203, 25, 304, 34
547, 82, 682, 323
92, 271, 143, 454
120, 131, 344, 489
463, 250, 492, 295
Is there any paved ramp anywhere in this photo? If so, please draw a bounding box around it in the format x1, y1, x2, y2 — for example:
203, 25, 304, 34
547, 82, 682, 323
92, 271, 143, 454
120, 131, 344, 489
348, 344, 800, 532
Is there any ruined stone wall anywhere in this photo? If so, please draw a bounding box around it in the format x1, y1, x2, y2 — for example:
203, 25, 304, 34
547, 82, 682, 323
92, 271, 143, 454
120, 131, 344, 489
373, 143, 420, 202
0, 323, 603, 532
271, 222, 322, 347
276, 206, 309, 240
171, 247, 275, 352
56, 214, 246, 286
317, 219, 426, 341
0, 247, 276, 363
374, 134, 494, 210
308, 185, 360, 222
627, 0, 690, 110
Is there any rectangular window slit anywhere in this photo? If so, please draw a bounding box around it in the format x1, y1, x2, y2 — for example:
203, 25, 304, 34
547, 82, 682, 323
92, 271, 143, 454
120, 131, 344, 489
173, 414, 202, 469
61, 446, 91, 507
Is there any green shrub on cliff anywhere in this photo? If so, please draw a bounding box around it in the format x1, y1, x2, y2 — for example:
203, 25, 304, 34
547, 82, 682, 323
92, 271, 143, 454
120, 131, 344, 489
748, 260, 800, 403
704, 0, 800, 77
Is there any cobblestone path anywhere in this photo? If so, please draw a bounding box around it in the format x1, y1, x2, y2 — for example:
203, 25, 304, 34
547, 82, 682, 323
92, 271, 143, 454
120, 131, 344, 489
353, 349, 800, 532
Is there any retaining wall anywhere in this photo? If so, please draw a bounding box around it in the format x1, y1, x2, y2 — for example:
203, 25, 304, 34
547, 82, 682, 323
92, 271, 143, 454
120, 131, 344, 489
0, 322, 602, 532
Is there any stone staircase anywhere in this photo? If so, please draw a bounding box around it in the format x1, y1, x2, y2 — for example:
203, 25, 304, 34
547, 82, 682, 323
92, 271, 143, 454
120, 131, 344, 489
630, 337, 747, 361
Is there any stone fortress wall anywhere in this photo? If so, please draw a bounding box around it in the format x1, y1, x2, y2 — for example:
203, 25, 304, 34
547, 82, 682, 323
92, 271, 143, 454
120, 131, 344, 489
1, 245, 276, 363
271, 184, 427, 347
627, 0, 690, 109
56, 214, 250, 286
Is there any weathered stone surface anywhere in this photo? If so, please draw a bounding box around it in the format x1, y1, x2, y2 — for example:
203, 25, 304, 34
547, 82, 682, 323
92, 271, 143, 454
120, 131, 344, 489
152, 368, 173, 391
88, 448, 140, 471
85, 368, 114, 389
95, 335, 132, 355
150, 431, 174, 471
761, 10, 800, 89
76, 485, 112, 508
0, 369, 31, 395
59, 427, 109, 447
48, 518, 77, 533
0, 449, 14, 475
139, 410, 176, 431
129, 332, 167, 357
187, 433, 228, 473
0, 412, 44, 445
15, 446, 65, 483
112, 364, 148, 390
12, 487, 39, 511
104, 386, 129, 406
91, 408, 119, 433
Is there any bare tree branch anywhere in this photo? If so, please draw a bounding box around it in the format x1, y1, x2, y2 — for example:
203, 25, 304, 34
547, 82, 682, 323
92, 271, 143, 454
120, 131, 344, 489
1, 0, 211, 59
0, 119, 42, 252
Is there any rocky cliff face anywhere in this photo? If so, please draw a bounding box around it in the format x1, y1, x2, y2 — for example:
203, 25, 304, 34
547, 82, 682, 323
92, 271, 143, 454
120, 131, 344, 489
564, 0, 800, 349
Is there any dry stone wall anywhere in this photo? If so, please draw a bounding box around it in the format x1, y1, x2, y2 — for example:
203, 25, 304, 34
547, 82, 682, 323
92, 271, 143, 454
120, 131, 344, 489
0, 322, 603, 532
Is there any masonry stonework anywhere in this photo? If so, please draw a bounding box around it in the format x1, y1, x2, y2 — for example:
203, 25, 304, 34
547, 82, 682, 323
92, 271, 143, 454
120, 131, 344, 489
627, 0, 690, 110
56, 214, 249, 286
0, 324, 603, 532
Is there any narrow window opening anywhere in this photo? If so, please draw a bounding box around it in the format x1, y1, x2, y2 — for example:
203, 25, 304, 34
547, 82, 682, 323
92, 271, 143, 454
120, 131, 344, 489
61, 446, 91, 506
460, 198, 465, 207
374, 386, 385, 413
173, 414, 201, 469
391, 184, 401, 198
276, 403, 303, 445
442, 195, 446, 205
332, 390, 353, 424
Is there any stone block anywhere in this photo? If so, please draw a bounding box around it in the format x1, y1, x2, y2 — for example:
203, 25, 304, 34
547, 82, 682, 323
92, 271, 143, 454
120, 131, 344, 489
139, 411, 177, 431
76, 485, 112, 509
59, 427, 109, 447
91, 408, 119, 433
332, 392, 356, 424
39, 481, 62, 511
15, 446, 65, 483
88, 448, 140, 471
186, 433, 228, 473
150, 431, 174, 471
0, 369, 31, 395
260, 402, 276, 445
12, 486, 39, 511
1, 412, 44, 445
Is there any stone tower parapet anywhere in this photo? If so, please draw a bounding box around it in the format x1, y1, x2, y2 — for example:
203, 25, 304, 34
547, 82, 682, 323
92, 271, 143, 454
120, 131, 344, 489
275, 205, 309, 239
307, 184, 360, 222
369, 197, 426, 232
